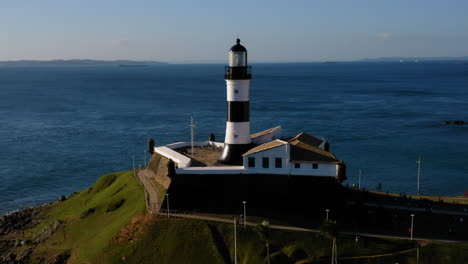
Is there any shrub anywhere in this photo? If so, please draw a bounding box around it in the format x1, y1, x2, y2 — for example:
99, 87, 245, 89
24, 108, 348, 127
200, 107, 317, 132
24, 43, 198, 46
106, 199, 125, 212
94, 174, 117, 193
80, 208, 96, 219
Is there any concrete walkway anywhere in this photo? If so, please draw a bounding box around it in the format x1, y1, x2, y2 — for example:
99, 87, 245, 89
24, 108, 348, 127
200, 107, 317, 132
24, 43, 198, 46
135, 169, 161, 215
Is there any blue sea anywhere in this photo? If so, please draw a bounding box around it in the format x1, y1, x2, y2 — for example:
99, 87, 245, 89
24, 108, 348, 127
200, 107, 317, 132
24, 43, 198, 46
1, 62, 467, 215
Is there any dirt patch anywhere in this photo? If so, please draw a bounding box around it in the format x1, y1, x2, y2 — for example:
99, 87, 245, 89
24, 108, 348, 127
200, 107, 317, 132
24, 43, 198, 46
114, 215, 156, 244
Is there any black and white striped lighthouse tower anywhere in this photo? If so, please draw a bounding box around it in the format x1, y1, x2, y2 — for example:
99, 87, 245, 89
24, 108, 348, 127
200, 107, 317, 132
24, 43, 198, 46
218, 39, 252, 164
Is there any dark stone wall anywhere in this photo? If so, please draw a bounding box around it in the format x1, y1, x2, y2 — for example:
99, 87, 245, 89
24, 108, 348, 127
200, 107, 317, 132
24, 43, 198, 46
167, 173, 346, 227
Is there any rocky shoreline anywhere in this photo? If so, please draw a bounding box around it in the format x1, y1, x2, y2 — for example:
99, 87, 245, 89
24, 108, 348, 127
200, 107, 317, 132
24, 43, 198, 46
0, 203, 68, 264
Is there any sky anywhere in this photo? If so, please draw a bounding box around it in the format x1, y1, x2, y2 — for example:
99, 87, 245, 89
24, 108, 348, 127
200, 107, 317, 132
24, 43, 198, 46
1, 0, 468, 62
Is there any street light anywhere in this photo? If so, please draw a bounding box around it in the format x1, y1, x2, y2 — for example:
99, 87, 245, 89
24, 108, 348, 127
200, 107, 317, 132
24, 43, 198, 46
131, 155, 135, 173
166, 194, 170, 218
326, 209, 330, 220
243, 201, 247, 227
233, 217, 238, 264
410, 214, 415, 240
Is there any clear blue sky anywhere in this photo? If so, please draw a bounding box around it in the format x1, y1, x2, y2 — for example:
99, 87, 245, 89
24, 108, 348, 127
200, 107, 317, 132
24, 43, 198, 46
1, 0, 467, 62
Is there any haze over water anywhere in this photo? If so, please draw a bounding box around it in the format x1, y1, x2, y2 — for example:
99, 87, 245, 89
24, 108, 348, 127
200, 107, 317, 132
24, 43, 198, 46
1, 62, 467, 215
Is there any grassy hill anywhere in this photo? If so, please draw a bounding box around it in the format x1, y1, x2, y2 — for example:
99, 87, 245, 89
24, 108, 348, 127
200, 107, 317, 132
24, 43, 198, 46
1, 170, 467, 264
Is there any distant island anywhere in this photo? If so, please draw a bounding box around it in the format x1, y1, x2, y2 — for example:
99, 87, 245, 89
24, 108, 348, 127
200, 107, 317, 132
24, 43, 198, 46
0, 59, 167, 67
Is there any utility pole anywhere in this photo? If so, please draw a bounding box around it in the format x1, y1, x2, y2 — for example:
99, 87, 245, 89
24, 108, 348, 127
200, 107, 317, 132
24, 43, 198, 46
190, 115, 196, 155
233, 218, 237, 264
416, 156, 421, 195
144, 150, 147, 168
326, 209, 330, 220
410, 214, 415, 240
243, 201, 247, 227
358, 169, 362, 189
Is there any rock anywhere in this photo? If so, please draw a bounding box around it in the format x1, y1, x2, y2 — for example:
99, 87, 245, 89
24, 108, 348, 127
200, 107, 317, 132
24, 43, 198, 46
33, 220, 62, 244
53, 252, 71, 264
0, 207, 38, 236
442, 120, 466, 125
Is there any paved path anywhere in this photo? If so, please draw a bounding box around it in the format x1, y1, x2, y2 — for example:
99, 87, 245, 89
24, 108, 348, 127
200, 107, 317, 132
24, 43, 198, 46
160, 211, 468, 244
135, 169, 161, 215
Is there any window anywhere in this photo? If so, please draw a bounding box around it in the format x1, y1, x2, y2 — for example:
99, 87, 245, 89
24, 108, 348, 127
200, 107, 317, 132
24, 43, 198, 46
294, 163, 300, 168
234, 89, 239, 94
275, 158, 282, 168
313, 164, 318, 169
262, 157, 269, 168
248, 157, 255, 168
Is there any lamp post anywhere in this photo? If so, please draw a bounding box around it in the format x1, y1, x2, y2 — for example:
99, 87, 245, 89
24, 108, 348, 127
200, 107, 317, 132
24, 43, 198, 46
131, 155, 135, 173
416, 156, 421, 195
326, 209, 330, 220
166, 194, 170, 218
243, 201, 247, 227
410, 214, 415, 240
233, 218, 237, 264
144, 150, 147, 168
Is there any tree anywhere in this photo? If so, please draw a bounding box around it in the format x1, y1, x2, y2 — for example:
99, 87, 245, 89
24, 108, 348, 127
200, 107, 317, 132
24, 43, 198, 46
321, 220, 338, 264
254, 220, 271, 264
148, 138, 155, 155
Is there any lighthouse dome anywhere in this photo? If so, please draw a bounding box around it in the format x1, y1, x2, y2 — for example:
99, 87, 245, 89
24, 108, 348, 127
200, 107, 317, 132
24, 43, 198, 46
230, 39, 247, 52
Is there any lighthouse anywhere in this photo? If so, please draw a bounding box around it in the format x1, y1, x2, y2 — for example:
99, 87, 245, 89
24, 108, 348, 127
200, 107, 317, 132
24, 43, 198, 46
218, 39, 252, 164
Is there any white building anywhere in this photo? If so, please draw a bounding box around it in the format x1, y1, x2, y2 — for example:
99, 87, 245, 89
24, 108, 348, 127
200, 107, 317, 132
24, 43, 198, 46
153, 127, 346, 181
242, 132, 343, 177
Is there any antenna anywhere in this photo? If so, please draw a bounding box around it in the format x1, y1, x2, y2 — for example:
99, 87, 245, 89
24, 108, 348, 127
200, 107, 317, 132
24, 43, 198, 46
190, 115, 196, 155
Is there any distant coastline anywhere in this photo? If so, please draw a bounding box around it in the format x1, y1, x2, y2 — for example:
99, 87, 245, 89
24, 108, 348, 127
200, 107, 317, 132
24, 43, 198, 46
0, 59, 167, 67
360, 56, 468, 62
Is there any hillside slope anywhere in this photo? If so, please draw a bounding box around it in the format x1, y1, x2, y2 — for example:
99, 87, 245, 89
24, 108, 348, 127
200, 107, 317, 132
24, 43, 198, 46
1, 169, 467, 264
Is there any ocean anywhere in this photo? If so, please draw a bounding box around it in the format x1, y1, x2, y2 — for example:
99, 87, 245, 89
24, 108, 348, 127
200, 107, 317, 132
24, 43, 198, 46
1, 62, 467, 215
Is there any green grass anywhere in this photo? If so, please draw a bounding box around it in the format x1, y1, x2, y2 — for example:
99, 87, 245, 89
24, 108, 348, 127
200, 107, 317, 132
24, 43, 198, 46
28, 170, 146, 264
14, 169, 467, 264
367, 189, 468, 205
101, 217, 418, 264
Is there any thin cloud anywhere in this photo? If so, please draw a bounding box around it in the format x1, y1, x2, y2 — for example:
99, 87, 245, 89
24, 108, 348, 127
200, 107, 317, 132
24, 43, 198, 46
376, 33, 393, 40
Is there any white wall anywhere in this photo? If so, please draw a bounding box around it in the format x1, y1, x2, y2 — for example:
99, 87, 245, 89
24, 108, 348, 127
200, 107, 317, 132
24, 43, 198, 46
242, 144, 289, 169
288, 162, 337, 176
156, 141, 338, 177
251, 126, 282, 145
225, 122, 251, 144
154, 146, 192, 168
226, 80, 249, 101
242, 143, 337, 177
